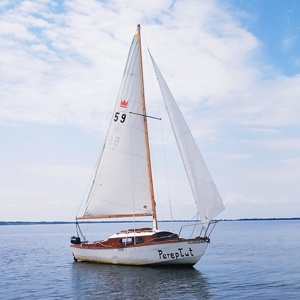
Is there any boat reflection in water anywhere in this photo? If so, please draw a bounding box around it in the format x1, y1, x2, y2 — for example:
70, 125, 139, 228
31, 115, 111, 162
71, 262, 212, 299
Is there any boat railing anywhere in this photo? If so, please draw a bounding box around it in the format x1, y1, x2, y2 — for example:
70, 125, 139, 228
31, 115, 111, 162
178, 220, 218, 239
125, 230, 129, 246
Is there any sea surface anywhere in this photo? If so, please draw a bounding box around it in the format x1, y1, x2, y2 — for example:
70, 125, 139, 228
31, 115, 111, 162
1, 220, 300, 299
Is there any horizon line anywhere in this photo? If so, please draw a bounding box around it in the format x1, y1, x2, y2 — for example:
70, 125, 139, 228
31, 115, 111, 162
1, 217, 300, 225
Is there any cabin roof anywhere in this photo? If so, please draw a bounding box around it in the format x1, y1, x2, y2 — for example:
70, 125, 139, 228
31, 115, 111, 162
108, 229, 172, 239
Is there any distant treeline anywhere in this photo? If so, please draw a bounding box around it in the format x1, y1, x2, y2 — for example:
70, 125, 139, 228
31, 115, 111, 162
0, 218, 300, 226
223, 218, 300, 222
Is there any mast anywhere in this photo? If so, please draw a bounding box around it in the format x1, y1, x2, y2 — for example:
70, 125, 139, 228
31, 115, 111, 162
137, 24, 158, 230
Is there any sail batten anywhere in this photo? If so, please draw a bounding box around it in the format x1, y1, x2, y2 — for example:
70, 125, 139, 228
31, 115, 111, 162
150, 53, 225, 226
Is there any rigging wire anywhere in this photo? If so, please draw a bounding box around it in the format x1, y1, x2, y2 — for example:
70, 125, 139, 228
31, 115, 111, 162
76, 149, 102, 218
129, 62, 136, 242
75, 145, 104, 239
141, 29, 164, 226
141, 28, 174, 231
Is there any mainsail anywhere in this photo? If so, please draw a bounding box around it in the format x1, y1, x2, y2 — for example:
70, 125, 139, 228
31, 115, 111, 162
150, 54, 225, 226
81, 34, 152, 218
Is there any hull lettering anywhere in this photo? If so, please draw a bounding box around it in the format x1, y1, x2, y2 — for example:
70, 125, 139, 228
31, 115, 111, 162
188, 240, 207, 244
158, 247, 194, 260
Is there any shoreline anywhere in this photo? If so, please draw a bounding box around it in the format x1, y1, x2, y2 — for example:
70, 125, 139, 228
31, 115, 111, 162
1, 218, 300, 226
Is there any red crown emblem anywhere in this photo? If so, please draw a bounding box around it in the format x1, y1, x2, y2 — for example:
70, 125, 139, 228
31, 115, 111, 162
114, 125, 121, 132
120, 100, 128, 108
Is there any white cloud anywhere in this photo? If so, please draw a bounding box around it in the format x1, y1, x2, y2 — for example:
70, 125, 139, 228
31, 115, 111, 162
1, 0, 299, 134
259, 138, 300, 151
213, 153, 252, 161
246, 127, 280, 134
46, 201, 61, 206
224, 193, 267, 205
1, 0, 300, 221
281, 36, 298, 52
0, 0, 260, 128
224, 193, 293, 206
281, 157, 300, 164
0, 21, 37, 40
23, 165, 93, 177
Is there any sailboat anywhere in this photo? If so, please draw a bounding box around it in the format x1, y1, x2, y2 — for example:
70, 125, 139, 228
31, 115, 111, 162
71, 25, 225, 266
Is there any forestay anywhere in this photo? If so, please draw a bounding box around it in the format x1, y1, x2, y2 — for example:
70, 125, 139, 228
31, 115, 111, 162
150, 54, 225, 226
82, 35, 152, 218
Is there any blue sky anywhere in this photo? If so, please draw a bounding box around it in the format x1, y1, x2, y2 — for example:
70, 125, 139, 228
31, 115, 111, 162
228, 0, 300, 76
0, 0, 300, 221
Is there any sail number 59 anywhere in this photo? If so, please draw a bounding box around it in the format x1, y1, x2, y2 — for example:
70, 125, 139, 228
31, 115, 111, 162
114, 112, 126, 123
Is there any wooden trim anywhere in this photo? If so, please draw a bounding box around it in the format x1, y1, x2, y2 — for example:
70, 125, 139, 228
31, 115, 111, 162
137, 24, 158, 230
77, 213, 151, 220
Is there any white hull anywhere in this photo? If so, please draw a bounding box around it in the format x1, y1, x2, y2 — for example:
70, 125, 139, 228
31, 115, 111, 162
71, 240, 208, 266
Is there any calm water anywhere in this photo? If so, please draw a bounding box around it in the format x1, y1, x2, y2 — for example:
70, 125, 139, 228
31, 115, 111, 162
1, 220, 300, 299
